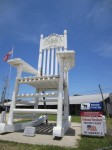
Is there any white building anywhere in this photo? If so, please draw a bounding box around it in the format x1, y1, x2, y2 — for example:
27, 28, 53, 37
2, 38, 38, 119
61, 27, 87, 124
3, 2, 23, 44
4, 93, 112, 116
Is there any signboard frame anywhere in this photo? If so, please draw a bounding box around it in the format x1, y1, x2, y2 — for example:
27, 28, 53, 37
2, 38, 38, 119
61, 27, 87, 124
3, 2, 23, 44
81, 111, 105, 136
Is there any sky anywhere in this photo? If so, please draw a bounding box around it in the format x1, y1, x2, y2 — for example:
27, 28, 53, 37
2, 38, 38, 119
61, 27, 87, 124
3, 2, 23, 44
0, 0, 112, 99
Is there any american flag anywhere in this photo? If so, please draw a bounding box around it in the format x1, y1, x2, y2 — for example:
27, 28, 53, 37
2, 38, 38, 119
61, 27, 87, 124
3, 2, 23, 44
4, 50, 13, 61
87, 125, 97, 131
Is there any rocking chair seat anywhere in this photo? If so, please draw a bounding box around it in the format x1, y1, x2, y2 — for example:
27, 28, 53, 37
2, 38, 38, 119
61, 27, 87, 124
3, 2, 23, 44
18, 75, 67, 90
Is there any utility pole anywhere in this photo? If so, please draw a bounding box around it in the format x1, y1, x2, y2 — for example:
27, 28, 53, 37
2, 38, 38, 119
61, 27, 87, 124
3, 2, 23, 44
99, 84, 109, 117
0, 77, 9, 108
1, 87, 6, 106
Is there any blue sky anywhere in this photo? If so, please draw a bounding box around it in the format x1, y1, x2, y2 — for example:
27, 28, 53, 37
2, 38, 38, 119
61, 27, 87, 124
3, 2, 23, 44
0, 0, 112, 99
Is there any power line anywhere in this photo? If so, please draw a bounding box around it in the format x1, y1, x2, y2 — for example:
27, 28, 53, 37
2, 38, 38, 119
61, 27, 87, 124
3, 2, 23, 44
71, 86, 112, 95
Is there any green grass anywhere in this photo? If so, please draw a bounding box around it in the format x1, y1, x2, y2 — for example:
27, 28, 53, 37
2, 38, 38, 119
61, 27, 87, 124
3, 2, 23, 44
47, 115, 81, 122
47, 114, 57, 121
0, 140, 74, 150
77, 135, 112, 150
14, 119, 32, 123
71, 115, 81, 122
14, 115, 81, 123
0, 136, 112, 150
106, 117, 112, 128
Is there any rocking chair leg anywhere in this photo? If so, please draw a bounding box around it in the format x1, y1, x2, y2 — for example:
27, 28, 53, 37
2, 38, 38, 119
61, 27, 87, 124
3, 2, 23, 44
53, 58, 64, 138
8, 65, 22, 125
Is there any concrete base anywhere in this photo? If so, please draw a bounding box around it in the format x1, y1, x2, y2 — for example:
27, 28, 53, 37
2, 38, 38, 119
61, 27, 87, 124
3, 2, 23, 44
53, 121, 70, 138
0, 111, 6, 123
0, 115, 47, 134
53, 126, 64, 138
0, 123, 6, 134
0, 123, 14, 133
0, 122, 81, 148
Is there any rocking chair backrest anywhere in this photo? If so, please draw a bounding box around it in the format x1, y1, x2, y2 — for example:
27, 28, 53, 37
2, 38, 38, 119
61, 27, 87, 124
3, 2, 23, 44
38, 30, 67, 76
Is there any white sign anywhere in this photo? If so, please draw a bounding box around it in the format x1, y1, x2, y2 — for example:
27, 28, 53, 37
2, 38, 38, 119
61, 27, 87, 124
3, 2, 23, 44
81, 103, 90, 110
81, 102, 102, 110
23, 126, 36, 137
81, 117, 104, 136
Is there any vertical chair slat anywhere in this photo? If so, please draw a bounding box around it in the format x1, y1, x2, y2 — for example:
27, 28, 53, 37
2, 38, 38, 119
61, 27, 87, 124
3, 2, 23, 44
43, 49, 46, 76
55, 48, 58, 75
51, 48, 54, 75
47, 48, 50, 76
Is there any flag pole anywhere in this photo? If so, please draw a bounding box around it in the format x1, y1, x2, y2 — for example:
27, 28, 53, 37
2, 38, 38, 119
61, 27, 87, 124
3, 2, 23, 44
6, 46, 14, 110
8, 45, 14, 84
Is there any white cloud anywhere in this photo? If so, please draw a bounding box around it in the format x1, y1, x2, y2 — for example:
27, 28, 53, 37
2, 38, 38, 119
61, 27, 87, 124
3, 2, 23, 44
0, 0, 51, 43
0, 1, 24, 25
94, 43, 112, 58
87, 0, 112, 28
18, 33, 39, 45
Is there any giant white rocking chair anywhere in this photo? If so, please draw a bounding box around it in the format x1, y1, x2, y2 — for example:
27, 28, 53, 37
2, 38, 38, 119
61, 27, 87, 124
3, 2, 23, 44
0, 30, 75, 138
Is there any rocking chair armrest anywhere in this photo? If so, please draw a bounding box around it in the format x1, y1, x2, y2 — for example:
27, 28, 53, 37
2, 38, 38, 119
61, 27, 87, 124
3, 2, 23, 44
56, 50, 75, 71
8, 58, 38, 76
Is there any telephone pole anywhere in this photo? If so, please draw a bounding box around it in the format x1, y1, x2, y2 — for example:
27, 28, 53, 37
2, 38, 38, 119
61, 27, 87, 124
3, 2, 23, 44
0, 76, 9, 107
99, 84, 109, 117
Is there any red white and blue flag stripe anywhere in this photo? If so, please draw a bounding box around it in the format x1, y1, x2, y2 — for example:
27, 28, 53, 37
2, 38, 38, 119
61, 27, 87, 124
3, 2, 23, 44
4, 50, 13, 61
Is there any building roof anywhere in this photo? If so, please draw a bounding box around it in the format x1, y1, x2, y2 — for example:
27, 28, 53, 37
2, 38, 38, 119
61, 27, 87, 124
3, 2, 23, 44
70, 93, 109, 104
4, 93, 109, 106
